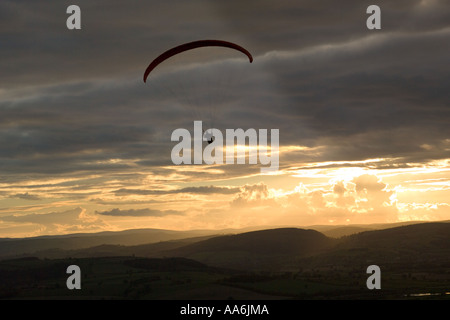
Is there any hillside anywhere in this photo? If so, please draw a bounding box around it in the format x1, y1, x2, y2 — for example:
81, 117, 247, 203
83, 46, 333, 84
158, 223, 450, 270
341, 222, 450, 250
17, 228, 336, 270
310, 220, 429, 238
171, 228, 332, 255
163, 228, 334, 270
0, 221, 433, 259
26, 235, 217, 260
1, 222, 448, 271
0, 222, 449, 299
318, 226, 374, 238
0, 229, 221, 259
300, 222, 450, 271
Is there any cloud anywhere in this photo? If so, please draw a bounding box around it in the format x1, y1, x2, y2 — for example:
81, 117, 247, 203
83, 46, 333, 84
0, 0, 448, 235
231, 183, 275, 207
9, 192, 41, 201
114, 185, 241, 196
0, 207, 109, 236
226, 176, 399, 225
3, 26, 448, 181
1, 207, 84, 224
95, 208, 184, 217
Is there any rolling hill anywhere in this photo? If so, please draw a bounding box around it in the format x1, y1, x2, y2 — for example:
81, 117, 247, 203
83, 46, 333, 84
1, 221, 448, 271
0, 228, 221, 259
155, 223, 450, 270
162, 228, 334, 270
0, 222, 448, 299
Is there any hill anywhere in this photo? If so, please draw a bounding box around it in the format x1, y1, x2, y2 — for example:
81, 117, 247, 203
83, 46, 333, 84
1, 221, 448, 271
309, 220, 429, 238
26, 235, 217, 260
299, 222, 450, 271
172, 228, 332, 255
0, 229, 222, 259
0, 222, 449, 299
341, 222, 450, 250
163, 228, 334, 270
1, 221, 433, 259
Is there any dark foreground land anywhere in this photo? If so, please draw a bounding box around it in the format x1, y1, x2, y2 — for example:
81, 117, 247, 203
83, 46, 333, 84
0, 222, 449, 299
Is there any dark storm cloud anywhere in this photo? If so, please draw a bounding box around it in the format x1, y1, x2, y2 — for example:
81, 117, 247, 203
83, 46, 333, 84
0, 77, 175, 177
0, 0, 233, 88
213, 0, 450, 50
211, 0, 450, 168
251, 30, 450, 166
1, 0, 449, 182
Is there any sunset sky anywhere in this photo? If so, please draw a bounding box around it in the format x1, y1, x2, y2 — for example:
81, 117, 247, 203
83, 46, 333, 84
0, 0, 449, 237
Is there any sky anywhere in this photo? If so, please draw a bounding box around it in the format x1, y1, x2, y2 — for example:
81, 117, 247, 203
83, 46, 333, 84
0, 0, 449, 237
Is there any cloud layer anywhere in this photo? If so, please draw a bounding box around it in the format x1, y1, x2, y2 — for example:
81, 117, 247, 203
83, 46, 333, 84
0, 0, 449, 236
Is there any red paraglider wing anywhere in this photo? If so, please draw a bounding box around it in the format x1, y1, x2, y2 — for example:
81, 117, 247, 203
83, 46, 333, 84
143, 40, 253, 83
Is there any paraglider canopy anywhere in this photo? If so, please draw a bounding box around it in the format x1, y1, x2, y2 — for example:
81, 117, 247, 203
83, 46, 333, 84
143, 40, 254, 136
143, 40, 253, 83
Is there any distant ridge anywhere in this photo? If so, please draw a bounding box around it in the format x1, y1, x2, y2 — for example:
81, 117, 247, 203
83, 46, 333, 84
1, 221, 448, 265
0, 228, 221, 259
146, 222, 449, 270
169, 228, 332, 256
162, 228, 334, 270
340, 222, 450, 250
0, 222, 448, 299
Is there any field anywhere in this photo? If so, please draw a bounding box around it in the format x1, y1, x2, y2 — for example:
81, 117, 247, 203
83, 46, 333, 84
0, 255, 448, 300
